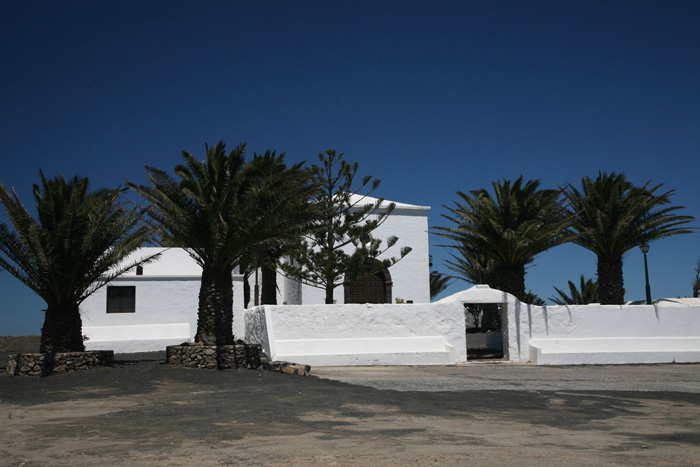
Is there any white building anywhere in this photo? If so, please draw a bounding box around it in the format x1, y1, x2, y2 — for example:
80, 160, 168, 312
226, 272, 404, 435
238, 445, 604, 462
80, 196, 431, 352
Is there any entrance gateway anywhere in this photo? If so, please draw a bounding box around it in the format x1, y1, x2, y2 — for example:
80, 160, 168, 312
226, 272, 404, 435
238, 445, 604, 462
465, 302, 504, 360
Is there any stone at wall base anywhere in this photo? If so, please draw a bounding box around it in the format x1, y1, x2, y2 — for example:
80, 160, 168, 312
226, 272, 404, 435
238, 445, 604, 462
6, 350, 114, 376
166, 341, 310, 375
166, 341, 266, 370
265, 361, 311, 376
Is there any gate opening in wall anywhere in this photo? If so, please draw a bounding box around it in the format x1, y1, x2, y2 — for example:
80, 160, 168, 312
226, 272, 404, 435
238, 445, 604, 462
465, 302, 504, 361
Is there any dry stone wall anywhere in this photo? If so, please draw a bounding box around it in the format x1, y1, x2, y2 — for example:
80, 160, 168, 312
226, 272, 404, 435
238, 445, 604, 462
165, 341, 262, 369
6, 351, 114, 376
166, 341, 310, 375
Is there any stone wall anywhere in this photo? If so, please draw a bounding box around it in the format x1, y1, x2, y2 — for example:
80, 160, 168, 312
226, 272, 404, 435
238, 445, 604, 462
6, 350, 114, 376
165, 341, 266, 369
165, 341, 310, 375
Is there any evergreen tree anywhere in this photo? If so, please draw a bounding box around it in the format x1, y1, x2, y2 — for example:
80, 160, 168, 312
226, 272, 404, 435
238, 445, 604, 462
281, 149, 411, 304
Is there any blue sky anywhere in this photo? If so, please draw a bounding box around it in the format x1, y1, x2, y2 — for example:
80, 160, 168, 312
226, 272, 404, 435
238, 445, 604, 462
1, 1, 698, 335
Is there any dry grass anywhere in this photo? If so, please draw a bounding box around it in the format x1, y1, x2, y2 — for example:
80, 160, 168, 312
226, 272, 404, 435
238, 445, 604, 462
0, 335, 40, 353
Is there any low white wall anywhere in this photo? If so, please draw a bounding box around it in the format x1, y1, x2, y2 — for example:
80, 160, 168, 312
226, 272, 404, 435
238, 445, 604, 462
82, 275, 700, 364
521, 302, 700, 364
439, 285, 700, 365
245, 302, 466, 366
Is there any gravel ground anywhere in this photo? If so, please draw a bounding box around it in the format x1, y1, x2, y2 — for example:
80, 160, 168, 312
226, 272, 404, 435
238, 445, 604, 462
1, 357, 699, 466
313, 362, 700, 393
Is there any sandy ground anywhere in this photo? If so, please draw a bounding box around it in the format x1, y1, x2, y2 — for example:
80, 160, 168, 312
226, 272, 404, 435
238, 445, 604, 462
1, 354, 699, 466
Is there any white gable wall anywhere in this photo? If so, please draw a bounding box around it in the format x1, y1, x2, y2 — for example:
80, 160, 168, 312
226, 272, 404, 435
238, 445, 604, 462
275, 197, 431, 305
81, 248, 247, 351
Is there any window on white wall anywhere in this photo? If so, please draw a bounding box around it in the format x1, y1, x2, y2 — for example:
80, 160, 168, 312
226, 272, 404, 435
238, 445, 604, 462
107, 286, 136, 313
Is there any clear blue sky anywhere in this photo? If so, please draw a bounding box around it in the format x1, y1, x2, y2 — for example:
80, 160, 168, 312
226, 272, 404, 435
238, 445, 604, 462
1, 1, 698, 336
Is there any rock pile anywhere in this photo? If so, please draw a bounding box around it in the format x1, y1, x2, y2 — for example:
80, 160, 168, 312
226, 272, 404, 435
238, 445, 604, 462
265, 361, 312, 376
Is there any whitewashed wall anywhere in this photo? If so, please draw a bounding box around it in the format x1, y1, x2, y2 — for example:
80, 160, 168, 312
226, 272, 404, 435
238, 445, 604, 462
80, 247, 246, 351
245, 302, 466, 366
245, 285, 700, 367
117, 247, 202, 276
82, 276, 200, 352
439, 286, 700, 364
274, 197, 431, 305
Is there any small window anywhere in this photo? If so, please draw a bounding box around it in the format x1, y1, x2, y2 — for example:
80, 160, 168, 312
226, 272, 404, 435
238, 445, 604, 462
107, 286, 136, 313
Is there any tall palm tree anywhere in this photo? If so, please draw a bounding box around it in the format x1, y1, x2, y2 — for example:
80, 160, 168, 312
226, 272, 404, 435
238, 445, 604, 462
436, 177, 573, 301
563, 172, 695, 304
550, 275, 598, 305
0, 173, 151, 353
244, 150, 318, 306
128, 141, 315, 345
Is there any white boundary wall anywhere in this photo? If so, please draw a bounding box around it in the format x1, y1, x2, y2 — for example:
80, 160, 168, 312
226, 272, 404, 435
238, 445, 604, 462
439, 286, 700, 365
245, 302, 466, 366
245, 285, 700, 366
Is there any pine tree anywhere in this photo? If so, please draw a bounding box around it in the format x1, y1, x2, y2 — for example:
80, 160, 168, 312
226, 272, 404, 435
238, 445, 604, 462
281, 149, 411, 304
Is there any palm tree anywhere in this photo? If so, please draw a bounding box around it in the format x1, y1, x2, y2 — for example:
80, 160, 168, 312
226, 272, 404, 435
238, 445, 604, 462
428, 254, 452, 300
0, 173, 151, 353
244, 150, 318, 306
436, 176, 573, 301
429, 270, 451, 300
128, 141, 314, 345
522, 291, 546, 306
563, 172, 695, 304
550, 275, 598, 305
443, 249, 498, 288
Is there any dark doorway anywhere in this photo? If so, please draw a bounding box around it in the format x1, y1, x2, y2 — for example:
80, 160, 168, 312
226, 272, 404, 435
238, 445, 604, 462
465, 303, 504, 361
344, 266, 393, 304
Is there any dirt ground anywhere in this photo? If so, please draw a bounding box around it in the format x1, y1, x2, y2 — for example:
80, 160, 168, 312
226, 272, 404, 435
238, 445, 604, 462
1, 350, 699, 466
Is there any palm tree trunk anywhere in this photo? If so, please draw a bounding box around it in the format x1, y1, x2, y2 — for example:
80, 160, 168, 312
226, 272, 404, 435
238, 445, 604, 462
40, 303, 85, 353
261, 264, 278, 305
196, 266, 234, 345
597, 254, 625, 304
